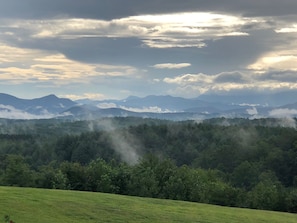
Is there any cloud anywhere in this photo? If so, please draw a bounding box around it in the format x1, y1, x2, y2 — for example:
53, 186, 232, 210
257, 70, 297, 82
152, 63, 191, 69
164, 71, 251, 87
246, 107, 258, 116
164, 73, 212, 85
97, 103, 117, 109
142, 38, 206, 48
1, 1, 297, 99
275, 24, 297, 33
267, 115, 297, 129
214, 71, 248, 83
0, 104, 54, 119
1, 12, 258, 49
269, 108, 297, 117
119, 106, 174, 113
163, 70, 297, 97
0, 43, 138, 85
248, 55, 297, 72
2, 0, 297, 20
247, 27, 297, 73
163, 72, 251, 96
92, 102, 176, 113
62, 93, 107, 101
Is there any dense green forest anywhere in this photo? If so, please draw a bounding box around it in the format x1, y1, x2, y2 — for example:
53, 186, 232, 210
0, 117, 297, 213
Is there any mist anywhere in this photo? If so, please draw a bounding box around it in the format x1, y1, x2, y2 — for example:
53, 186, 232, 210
269, 108, 297, 129
0, 104, 54, 119
0, 104, 72, 120
96, 119, 141, 165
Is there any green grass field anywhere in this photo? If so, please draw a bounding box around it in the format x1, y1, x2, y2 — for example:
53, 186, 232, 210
0, 186, 296, 223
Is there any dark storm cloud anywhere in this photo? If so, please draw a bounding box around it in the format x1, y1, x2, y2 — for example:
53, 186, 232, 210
0, 27, 277, 75
1, 0, 297, 20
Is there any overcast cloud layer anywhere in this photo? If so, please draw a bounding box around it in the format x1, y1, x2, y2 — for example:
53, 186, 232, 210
0, 0, 297, 100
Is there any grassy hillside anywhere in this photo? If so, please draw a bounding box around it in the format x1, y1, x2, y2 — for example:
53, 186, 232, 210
0, 186, 296, 223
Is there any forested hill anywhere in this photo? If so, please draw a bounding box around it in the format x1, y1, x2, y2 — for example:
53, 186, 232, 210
0, 117, 297, 213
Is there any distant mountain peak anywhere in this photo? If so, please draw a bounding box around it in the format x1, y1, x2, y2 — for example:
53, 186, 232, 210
39, 94, 58, 99
0, 93, 77, 118
1, 92, 297, 120
124, 95, 141, 101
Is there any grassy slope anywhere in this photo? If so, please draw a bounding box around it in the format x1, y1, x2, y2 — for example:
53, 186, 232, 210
0, 187, 296, 223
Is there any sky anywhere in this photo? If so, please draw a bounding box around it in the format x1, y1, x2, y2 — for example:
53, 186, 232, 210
0, 0, 297, 100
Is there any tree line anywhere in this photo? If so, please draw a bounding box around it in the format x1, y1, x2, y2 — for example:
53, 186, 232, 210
0, 118, 297, 213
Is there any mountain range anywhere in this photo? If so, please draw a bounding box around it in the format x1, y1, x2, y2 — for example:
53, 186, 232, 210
0, 92, 297, 120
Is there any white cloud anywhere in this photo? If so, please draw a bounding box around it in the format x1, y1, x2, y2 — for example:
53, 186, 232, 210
268, 115, 297, 129
142, 38, 206, 48
248, 27, 297, 73
0, 104, 54, 119
62, 93, 107, 101
246, 107, 258, 116
248, 54, 297, 72
0, 44, 138, 85
97, 103, 117, 109
119, 106, 174, 113
2, 12, 259, 48
275, 24, 297, 33
239, 103, 261, 107
163, 71, 297, 97
164, 71, 250, 87
269, 108, 297, 117
164, 73, 213, 85
152, 63, 191, 69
